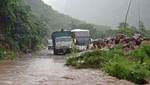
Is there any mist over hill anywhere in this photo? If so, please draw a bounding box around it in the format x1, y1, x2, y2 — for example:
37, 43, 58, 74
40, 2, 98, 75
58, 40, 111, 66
23, 0, 111, 38
43, 0, 150, 29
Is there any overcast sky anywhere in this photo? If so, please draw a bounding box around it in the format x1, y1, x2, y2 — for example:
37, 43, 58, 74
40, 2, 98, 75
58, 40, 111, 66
42, 0, 150, 29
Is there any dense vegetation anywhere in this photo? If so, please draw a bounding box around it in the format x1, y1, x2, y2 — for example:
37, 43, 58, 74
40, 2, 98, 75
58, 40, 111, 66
23, 0, 111, 38
105, 22, 150, 37
66, 43, 150, 84
0, 0, 111, 60
0, 0, 48, 59
66, 21, 150, 84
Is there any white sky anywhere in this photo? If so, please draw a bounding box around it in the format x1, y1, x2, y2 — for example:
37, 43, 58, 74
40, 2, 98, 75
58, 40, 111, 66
42, 0, 150, 29
42, 0, 66, 12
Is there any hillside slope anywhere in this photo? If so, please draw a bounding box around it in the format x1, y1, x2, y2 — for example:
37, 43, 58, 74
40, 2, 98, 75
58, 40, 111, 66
0, 0, 48, 53
23, 0, 110, 38
23, 0, 83, 31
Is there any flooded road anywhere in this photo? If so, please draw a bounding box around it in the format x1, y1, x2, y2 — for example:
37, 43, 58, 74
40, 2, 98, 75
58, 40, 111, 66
0, 49, 135, 85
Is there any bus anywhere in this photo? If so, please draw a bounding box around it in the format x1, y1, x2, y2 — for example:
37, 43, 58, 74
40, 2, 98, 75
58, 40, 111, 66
71, 29, 91, 49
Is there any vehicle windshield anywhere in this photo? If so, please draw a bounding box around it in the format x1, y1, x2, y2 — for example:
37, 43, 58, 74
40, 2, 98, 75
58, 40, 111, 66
75, 31, 89, 37
76, 37, 90, 45
55, 36, 71, 42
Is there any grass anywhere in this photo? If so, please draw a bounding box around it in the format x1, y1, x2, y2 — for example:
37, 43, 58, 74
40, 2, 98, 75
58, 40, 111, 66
66, 43, 150, 84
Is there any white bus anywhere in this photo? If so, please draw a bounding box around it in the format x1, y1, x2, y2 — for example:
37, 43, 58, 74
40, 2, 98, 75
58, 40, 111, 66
71, 29, 91, 49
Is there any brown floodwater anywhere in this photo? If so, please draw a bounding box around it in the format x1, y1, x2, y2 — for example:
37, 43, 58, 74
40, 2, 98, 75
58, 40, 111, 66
0, 49, 135, 85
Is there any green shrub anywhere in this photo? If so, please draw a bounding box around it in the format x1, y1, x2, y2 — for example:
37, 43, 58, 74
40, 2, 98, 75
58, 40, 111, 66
103, 56, 148, 84
66, 47, 124, 68
103, 56, 131, 79
0, 50, 18, 60
0, 51, 3, 60
130, 42, 150, 64
128, 63, 147, 84
106, 48, 124, 58
0, 45, 4, 51
66, 56, 77, 66
131, 48, 147, 64
140, 42, 150, 57
0, 45, 4, 59
66, 44, 150, 84
66, 49, 107, 68
2, 51, 18, 59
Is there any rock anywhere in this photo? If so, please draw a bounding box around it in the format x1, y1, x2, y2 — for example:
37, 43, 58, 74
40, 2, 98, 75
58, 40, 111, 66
92, 33, 149, 51
61, 76, 74, 80
144, 78, 150, 84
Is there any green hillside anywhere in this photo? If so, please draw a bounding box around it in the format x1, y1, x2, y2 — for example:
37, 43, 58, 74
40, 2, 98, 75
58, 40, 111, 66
23, 0, 83, 31
23, 0, 111, 38
0, 0, 48, 54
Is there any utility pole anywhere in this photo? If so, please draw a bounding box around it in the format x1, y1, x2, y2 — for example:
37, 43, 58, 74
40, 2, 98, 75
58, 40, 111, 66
138, 0, 141, 30
124, 0, 133, 28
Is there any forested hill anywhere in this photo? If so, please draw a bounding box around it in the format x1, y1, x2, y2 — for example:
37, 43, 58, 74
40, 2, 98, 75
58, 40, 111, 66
23, 0, 111, 38
0, 0, 110, 55
23, 0, 83, 32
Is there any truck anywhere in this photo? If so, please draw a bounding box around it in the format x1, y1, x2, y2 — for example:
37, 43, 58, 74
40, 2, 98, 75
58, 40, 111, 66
47, 39, 53, 50
51, 30, 72, 55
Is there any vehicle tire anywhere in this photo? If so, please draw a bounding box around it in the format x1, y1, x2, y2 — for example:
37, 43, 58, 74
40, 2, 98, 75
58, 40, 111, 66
86, 45, 89, 49
54, 49, 58, 55
48, 46, 50, 50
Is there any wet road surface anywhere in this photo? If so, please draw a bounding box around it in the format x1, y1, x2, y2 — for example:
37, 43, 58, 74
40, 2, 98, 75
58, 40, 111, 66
0, 49, 135, 85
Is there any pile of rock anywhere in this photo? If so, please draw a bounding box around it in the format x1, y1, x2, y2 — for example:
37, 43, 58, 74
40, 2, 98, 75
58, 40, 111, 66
92, 33, 149, 50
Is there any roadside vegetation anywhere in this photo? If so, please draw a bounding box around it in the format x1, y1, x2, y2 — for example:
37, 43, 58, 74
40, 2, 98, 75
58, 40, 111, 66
0, 0, 48, 59
66, 21, 150, 84
66, 42, 150, 84
0, 0, 111, 60
0, 45, 18, 60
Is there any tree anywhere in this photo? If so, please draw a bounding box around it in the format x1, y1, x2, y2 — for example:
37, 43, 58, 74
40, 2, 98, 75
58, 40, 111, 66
118, 22, 138, 36
118, 22, 129, 29
139, 21, 146, 33
0, 0, 48, 52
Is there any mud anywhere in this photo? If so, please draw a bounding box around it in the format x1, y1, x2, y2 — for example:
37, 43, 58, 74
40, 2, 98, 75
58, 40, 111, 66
0, 49, 135, 85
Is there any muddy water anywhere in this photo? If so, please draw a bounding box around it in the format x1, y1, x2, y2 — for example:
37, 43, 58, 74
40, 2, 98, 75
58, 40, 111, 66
0, 49, 135, 85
